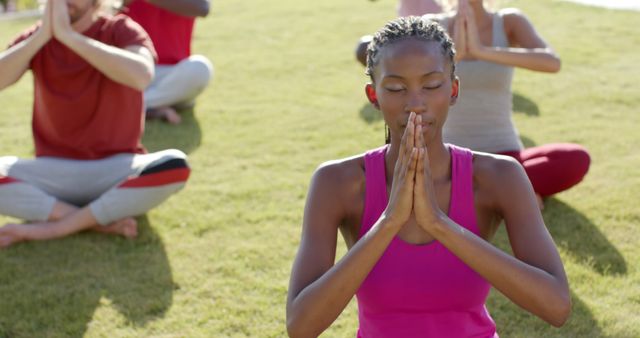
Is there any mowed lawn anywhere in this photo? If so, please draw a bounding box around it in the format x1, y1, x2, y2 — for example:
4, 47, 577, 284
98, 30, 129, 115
1, 0, 639, 337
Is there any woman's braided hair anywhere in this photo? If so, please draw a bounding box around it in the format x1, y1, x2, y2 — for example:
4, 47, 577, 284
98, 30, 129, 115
365, 16, 456, 82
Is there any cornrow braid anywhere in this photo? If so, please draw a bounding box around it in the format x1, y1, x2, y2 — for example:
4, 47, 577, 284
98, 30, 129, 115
365, 16, 456, 82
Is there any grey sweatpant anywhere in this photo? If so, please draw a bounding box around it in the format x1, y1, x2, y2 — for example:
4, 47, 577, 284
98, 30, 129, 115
0, 149, 189, 225
145, 55, 213, 109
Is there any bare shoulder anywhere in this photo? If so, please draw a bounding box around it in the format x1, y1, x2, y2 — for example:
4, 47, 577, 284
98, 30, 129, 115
500, 8, 534, 34
310, 154, 365, 209
500, 7, 527, 21
473, 151, 529, 198
305, 153, 368, 244
472, 151, 538, 217
311, 153, 366, 205
473, 151, 523, 178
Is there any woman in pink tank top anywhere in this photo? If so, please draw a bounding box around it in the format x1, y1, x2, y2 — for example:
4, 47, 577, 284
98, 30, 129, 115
287, 17, 570, 338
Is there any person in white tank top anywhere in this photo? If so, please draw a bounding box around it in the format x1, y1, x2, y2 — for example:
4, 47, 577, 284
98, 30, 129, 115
425, 0, 590, 207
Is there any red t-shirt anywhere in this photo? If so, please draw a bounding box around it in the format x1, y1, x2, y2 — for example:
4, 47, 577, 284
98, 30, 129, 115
124, 0, 195, 65
9, 14, 157, 160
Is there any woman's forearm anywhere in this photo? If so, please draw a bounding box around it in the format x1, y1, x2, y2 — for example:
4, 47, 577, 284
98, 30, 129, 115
430, 217, 571, 326
287, 216, 399, 338
475, 46, 561, 73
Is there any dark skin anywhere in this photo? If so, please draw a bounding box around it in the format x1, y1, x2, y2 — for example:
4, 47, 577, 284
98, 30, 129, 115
287, 38, 570, 338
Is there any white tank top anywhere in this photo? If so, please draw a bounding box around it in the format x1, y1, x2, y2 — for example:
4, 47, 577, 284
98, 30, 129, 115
442, 11, 523, 153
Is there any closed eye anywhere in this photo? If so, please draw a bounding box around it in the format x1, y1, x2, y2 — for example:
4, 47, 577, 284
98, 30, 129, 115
424, 83, 443, 90
385, 87, 405, 93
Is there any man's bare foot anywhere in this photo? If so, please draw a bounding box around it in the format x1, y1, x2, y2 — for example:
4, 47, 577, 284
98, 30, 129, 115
146, 106, 182, 124
1, 215, 138, 248
0, 223, 25, 248
92, 217, 138, 239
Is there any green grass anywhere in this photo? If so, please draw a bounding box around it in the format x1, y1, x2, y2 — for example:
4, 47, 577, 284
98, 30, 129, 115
1, 0, 639, 336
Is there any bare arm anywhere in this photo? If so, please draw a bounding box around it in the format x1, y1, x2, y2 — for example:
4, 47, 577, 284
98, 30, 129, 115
60, 35, 154, 91
51, 0, 154, 90
473, 46, 560, 73
287, 114, 420, 337
0, 2, 52, 90
146, 0, 210, 17
0, 33, 47, 91
414, 151, 570, 326
286, 169, 401, 338
465, 8, 561, 72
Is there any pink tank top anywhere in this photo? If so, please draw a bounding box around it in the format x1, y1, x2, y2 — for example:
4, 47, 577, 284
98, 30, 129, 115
355, 144, 498, 338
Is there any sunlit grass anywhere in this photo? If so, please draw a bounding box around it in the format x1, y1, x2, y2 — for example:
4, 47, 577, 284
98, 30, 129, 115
1, 0, 639, 336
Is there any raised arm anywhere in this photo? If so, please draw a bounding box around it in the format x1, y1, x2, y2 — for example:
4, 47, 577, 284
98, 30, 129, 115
413, 144, 571, 326
51, 0, 153, 90
0, 1, 52, 91
56, 38, 154, 91
464, 7, 561, 72
146, 0, 210, 17
287, 114, 419, 337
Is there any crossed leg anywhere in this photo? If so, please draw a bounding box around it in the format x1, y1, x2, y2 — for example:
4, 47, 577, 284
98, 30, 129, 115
0, 201, 138, 248
144, 55, 213, 124
0, 149, 190, 248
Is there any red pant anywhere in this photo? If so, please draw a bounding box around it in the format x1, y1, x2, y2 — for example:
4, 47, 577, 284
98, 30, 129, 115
500, 143, 590, 197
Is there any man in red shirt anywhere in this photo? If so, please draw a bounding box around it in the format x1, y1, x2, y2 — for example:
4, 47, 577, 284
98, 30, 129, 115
0, 0, 190, 248
123, 0, 212, 124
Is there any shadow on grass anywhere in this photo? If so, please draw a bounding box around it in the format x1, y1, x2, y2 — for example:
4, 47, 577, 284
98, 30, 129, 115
544, 198, 627, 275
488, 289, 601, 337
489, 223, 602, 336
513, 92, 540, 116
142, 107, 202, 154
479, 136, 622, 275
359, 102, 383, 124
520, 134, 537, 148
493, 197, 626, 275
0, 216, 174, 337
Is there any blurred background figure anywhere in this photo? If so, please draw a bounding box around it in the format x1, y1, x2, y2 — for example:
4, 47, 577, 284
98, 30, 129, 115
426, 0, 590, 206
122, 0, 212, 124
1, 0, 16, 12
356, 0, 445, 65
0, 0, 190, 248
